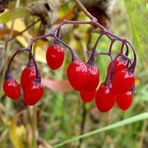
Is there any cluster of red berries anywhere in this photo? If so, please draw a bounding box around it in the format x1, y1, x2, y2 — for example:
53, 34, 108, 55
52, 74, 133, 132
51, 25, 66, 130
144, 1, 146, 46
3, 52, 43, 106
45, 40, 136, 112
2, 20, 137, 111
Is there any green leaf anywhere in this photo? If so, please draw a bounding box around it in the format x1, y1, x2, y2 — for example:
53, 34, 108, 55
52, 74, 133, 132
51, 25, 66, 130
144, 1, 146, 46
124, 0, 148, 58
0, 8, 31, 24
54, 113, 148, 147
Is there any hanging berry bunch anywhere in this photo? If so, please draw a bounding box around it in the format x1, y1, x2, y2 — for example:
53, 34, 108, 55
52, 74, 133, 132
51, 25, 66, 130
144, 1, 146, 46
3, 1, 137, 111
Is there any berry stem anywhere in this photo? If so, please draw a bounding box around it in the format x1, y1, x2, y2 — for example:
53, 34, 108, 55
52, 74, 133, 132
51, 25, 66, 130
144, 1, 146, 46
51, 35, 79, 61
28, 51, 41, 83
6, 48, 28, 79
87, 32, 104, 65
125, 41, 137, 73
125, 44, 129, 56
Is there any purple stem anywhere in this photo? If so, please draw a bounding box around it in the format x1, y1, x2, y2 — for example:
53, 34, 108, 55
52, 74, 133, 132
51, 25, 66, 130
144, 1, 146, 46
51, 35, 79, 61
6, 48, 28, 79
6, 48, 41, 83
87, 32, 104, 65
125, 41, 137, 73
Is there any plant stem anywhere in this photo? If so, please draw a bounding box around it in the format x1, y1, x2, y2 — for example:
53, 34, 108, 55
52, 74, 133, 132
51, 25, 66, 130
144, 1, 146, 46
87, 32, 104, 65
77, 103, 87, 148
75, 0, 96, 21
32, 105, 39, 148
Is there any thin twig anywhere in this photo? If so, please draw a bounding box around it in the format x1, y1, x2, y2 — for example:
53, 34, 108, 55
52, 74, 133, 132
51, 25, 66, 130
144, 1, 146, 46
77, 103, 87, 148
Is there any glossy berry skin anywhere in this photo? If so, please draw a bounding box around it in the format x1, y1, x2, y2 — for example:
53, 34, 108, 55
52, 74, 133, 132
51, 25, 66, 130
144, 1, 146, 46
80, 90, 96, 103
46, 44, 64, 70
108, 56, 127, 74
3, 79, 20, 100
84, 64, 100, 91
112, 70, 135, 95
67, 60, 87, 91
24, 81, 43, 106
116, 91, 133, 111
21, 66, 36, 89
95, 84, 115, 112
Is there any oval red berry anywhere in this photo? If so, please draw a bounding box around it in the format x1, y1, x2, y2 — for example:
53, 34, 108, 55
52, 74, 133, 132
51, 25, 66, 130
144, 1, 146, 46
24, 81, 43, 106
112, 69, 135, 95
46, 44, 64, 70
80, 90, 96, 103
21, 66, 36, 90
116, 91, 133, 111
3, 79, 20, 100
67, 60, 87, 91
95, 84, 115, 112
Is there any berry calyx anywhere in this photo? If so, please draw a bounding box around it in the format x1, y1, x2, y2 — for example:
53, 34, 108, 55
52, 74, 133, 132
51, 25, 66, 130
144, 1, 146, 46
3, 79, 20, 100
80, 90, 96, 103
21, 65, 36, 90
46, 44, 64, 70
116, 91, 133, 111
108, 56, 128, 74
112, 69, 135, 95
67, 60, 87, 91
95, 83, 115, 112
24, 81, 43, 106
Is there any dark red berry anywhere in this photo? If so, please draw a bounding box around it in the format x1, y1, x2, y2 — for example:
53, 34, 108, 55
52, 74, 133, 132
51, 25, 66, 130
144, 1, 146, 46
84, 64, 100, 91
108, 56, 127, 74
116, 91, 133, 111
46, 44, 64, 70
3, 79, 20, 100
21, 66, 36, 89
67, 60, 87, 91
95, 84, 115, 112
112, 69, 135, 95
24, 81, 43, 106
80, 90, 96, 103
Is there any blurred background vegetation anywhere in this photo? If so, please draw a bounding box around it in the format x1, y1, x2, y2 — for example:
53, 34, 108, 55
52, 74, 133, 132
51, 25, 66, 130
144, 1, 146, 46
0, 0, 148, 148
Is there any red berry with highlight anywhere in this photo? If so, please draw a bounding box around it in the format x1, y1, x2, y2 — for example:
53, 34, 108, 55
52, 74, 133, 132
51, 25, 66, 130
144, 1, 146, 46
95, 84, 115, 112
67, 60, 87, 91
80, 90, 96, 103
3, 79, 20, 100
24, 81, 43, 106
84, 64, 100, 91
46, 44, 64, 70
116, 91, 133, 111
21, 66, 36, 89
112, 69, 135, 95
108, 56, 127, 74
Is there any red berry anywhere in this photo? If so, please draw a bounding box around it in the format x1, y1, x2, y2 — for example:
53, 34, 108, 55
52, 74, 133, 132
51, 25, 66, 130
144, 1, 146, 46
3, 79, 20, 100
80, 90, 96, 103
108, 56, 127, 74
116, 91, 133, 111
112, 69, 135, 95
21, 66, 36, 89
95, 84, 115, 112
46, 44, 64, 70
84, 64, 100, 91
24, 81, 43, 106
67, 60, 87, 91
